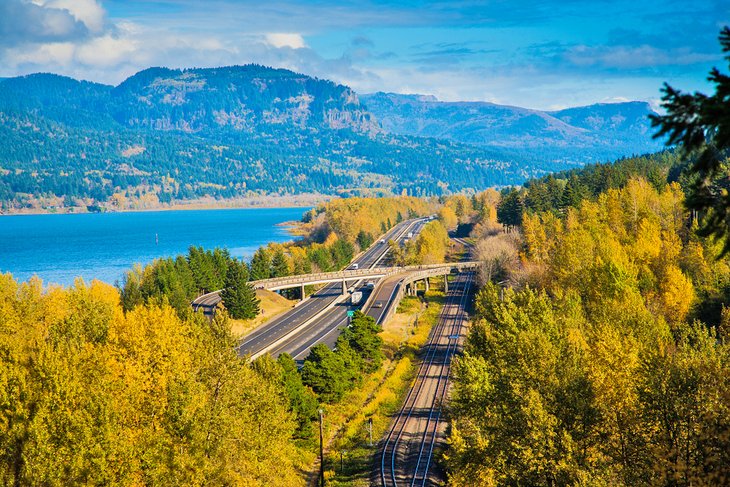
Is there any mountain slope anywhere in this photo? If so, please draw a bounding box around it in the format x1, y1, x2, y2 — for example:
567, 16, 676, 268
0, 66, 665, 212
0, 66, 550, 211
360, 92, 664, 162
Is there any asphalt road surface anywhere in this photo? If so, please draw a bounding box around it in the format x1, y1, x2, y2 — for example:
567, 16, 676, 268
234, 218, 428, 358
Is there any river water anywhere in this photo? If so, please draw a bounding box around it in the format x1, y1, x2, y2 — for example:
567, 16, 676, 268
0, 207, 307, 286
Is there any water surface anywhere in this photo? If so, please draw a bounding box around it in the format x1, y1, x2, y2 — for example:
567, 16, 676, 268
0, 207, 307, 286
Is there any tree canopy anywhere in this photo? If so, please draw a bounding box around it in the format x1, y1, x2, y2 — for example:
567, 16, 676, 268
651, 27, 730, 254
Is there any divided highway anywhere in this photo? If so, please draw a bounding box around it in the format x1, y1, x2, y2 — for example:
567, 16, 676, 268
379, 271, 474, 487
234, 217, 428, 358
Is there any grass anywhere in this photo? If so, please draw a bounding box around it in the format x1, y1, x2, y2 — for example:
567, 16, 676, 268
317, 282, 447, 486
229, 289, 296, 338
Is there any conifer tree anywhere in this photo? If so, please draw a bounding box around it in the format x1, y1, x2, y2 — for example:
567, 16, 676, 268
221, 260, 259, 319
249, 247, 271, 281
270, 249, 290, 278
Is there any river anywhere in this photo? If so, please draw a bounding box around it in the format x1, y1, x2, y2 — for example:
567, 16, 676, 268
0, 207, 308, 286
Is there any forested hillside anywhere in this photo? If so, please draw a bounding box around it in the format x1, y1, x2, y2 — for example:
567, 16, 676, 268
0, 65, 663, 213
446, 151, 730, 486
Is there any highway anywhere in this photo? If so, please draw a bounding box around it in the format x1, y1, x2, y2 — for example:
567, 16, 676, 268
234, 217, 428, 358
255, 218, 429, 360
379, 271, 474, 487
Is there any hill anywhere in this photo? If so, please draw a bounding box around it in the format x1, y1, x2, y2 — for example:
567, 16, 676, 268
0, 66, 664, 212
360, 92, 664, 163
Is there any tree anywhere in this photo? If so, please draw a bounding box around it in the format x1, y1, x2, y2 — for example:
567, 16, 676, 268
497, 188, 524, 227
249, 247, 271, 281
356, 230, 374, 250
221, 260, 260, 319
300, 344, 357, 403
277, 354, 319, 438
270, 249, 290, 278
337, 312, 384, 373
118, 263, 143, 311
650, 27, 730, 254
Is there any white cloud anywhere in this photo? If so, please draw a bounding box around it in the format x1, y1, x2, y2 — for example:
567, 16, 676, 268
75, 35, 137, 67
43, 0, 106, 33
265, 33, 306, 49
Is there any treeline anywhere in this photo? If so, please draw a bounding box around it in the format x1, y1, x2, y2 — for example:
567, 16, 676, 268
496, 150, 685, 226
447, 175, 730, 485
313, 195, 433, 243
118, 246, 261, 319
0, 276, 301, 485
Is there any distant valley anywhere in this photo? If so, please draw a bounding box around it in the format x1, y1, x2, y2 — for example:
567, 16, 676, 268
0, 65, 665, 212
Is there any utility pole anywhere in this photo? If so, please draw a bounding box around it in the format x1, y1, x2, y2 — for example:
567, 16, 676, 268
368, 417, 373, 447
319, 409, 324, 487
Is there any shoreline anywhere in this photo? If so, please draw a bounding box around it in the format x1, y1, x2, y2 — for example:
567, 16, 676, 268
0, 194, 331, 217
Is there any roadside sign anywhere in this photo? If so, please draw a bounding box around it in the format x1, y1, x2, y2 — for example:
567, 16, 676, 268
347, 310, 355, 318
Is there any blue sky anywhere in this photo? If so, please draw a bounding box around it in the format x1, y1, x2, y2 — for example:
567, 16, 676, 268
0, 0, 727, 109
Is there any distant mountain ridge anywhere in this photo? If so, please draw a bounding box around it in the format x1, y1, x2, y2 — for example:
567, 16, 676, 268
0, 66, 379, 134
360, 92, 664, 161
0, 65, 665, 212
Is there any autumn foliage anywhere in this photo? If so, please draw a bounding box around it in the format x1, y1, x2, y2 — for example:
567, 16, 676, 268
446, 177, 730, 486
0, 277, 300, 485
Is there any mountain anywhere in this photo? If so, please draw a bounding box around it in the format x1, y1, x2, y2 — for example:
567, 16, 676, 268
360, 92, 664, 162
0, 66, 664, 212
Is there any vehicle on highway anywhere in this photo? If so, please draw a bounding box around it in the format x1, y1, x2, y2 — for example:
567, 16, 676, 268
351, 263, 359, 270
407, 231, 413, 238
351, 291, 363, 305
380, 239, 386, 244
373, 301, 384, 308
366, 281, 375, 289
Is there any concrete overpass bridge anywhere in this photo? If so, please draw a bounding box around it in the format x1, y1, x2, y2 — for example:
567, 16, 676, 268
249, 261, 480, 296
191, 261, 480, 313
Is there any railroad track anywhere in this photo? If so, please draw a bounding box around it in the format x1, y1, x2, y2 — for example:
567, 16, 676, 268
379, 271, 474, 486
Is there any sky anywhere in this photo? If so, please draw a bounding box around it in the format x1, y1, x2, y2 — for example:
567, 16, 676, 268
0, 0, 727, 110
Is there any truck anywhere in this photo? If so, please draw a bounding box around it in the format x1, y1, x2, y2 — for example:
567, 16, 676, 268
407, 232, 413, 238
351, 291, 363, 305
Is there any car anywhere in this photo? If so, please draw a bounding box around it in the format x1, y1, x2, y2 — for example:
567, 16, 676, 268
351, 263, 359, 270
366, 281, 375, 289
373, 301, 384, 308
380, 239, 386, 244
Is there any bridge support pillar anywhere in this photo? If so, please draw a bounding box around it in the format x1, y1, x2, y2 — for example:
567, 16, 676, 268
424, 278, 430, 292
444, 274, 449, 293
342, 279, 347, 295
301, 284, 306, 301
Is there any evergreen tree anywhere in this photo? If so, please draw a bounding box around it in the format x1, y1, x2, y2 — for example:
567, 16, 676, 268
270, 249, 290, 278
497, 188, 524, 226
562, 174, 589, 209
277, 353, 319, 438
337, 312, 383, 373
300, 344, 354, 403
221, 260, 260, 319
249, 247, 271, 281
356, 230, 374, 250
651, 27, 730, 254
